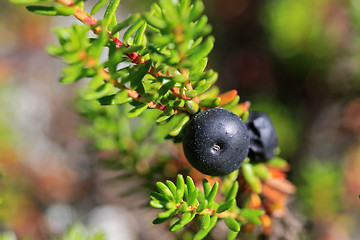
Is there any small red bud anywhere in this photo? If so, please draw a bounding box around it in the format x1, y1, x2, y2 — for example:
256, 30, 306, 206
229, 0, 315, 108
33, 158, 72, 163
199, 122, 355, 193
159, 105, 166, 111
113, 38, 123, 48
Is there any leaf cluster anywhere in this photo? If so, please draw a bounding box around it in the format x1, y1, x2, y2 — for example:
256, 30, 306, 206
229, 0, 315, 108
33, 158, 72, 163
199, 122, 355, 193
150, 174, 265, 240
76, 99, 174, 170
12, 0, 249, 140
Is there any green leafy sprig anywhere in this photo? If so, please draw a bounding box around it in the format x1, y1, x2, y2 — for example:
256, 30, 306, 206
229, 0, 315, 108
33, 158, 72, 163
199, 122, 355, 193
12, 0, 249, 140
150, 174, 265, 240
10, 0, 295, 238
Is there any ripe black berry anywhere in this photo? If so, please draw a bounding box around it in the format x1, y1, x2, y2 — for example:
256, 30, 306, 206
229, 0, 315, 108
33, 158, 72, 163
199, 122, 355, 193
182, 108, 250, 176
245, 111, 278, 161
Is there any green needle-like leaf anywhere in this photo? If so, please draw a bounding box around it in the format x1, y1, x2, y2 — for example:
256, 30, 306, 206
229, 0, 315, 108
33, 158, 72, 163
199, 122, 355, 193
150, 34, 173, 46
253, 163, 271, 180
202, 179, 211, 197
199, 97, 221, 108
186, 176, 196, 195
199, 213, 210, 229
248, 216, 262, 225
169, 211, 196, 232
113, 90, 132, 104
225, 181, 239, 201
88, 29, 109, 58
176, 174, 185, 202
179, 0, 191, 15
187, 188, 199, 206
196, 199, 208, 213
158, 0, 178, 23
190, 57, 208, 74
217, 199, 235, 213
134, 21, 147, 45
103, 0, 121, 27
195, 81, 211, 94
124, 45, 144, 53
178, 202, 188, 212
166, 201, 177, 209
83, 83, 115, 100
267, 157, 288, 167
185, 100, 199, 114
144, 13, 167, 30
152, 217, 168, 225
150, 200, 164, 209
153, 208, 177, 225
156, 182, 174, 201
91, 0, 109, 15
164, 105, 175, 116
156, 113, 172, 123
189, 0, 204, 21
242, 163, 262, 193
128, 60, 152, 90
222, 95, 240, 110
185, 36, 214, 66
185, 90, 198, 98
97, 94, 117, 105
123, 19, 146, 43
173, 74, 187, 83
227, 230, 239, 240
224, 217, 240, 232
127, 104, 149, 118
46, 44, 64, 56
168, 115, 190, 136
238, 209, 265, 218
26, 5, 57, 16
166, 180, 177, 199
111, 14, 141, 35
150, 192, 168, 202
193, 215, 218, 240
54, 4, 75, 16
206, 181, 218, 204
158, 208, 178, 219
191, 15, 210, 38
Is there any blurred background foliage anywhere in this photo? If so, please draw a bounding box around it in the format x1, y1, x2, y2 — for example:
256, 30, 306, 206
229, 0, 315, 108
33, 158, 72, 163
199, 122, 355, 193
1, 0, 360, 239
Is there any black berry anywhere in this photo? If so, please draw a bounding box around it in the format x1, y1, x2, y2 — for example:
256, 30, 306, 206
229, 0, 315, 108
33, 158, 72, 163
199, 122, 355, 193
182, 108, 250, 176
245, 111, 278, 161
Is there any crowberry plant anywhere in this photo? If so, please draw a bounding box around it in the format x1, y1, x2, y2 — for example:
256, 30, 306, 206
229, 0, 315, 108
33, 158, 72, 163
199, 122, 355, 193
10, 0, 295, 239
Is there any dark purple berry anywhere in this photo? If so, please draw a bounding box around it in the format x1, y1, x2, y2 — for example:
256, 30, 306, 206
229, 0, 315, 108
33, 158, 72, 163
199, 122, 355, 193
182, 108, 250, 176
246, 111, 278, 161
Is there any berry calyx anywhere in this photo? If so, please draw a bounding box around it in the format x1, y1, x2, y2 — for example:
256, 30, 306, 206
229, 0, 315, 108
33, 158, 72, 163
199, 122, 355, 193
182, 108, 250, 176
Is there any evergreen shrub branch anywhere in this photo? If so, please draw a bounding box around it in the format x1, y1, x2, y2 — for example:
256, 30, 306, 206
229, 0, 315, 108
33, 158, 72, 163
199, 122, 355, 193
11, 0, 295, 239
151, 174, 265, 239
